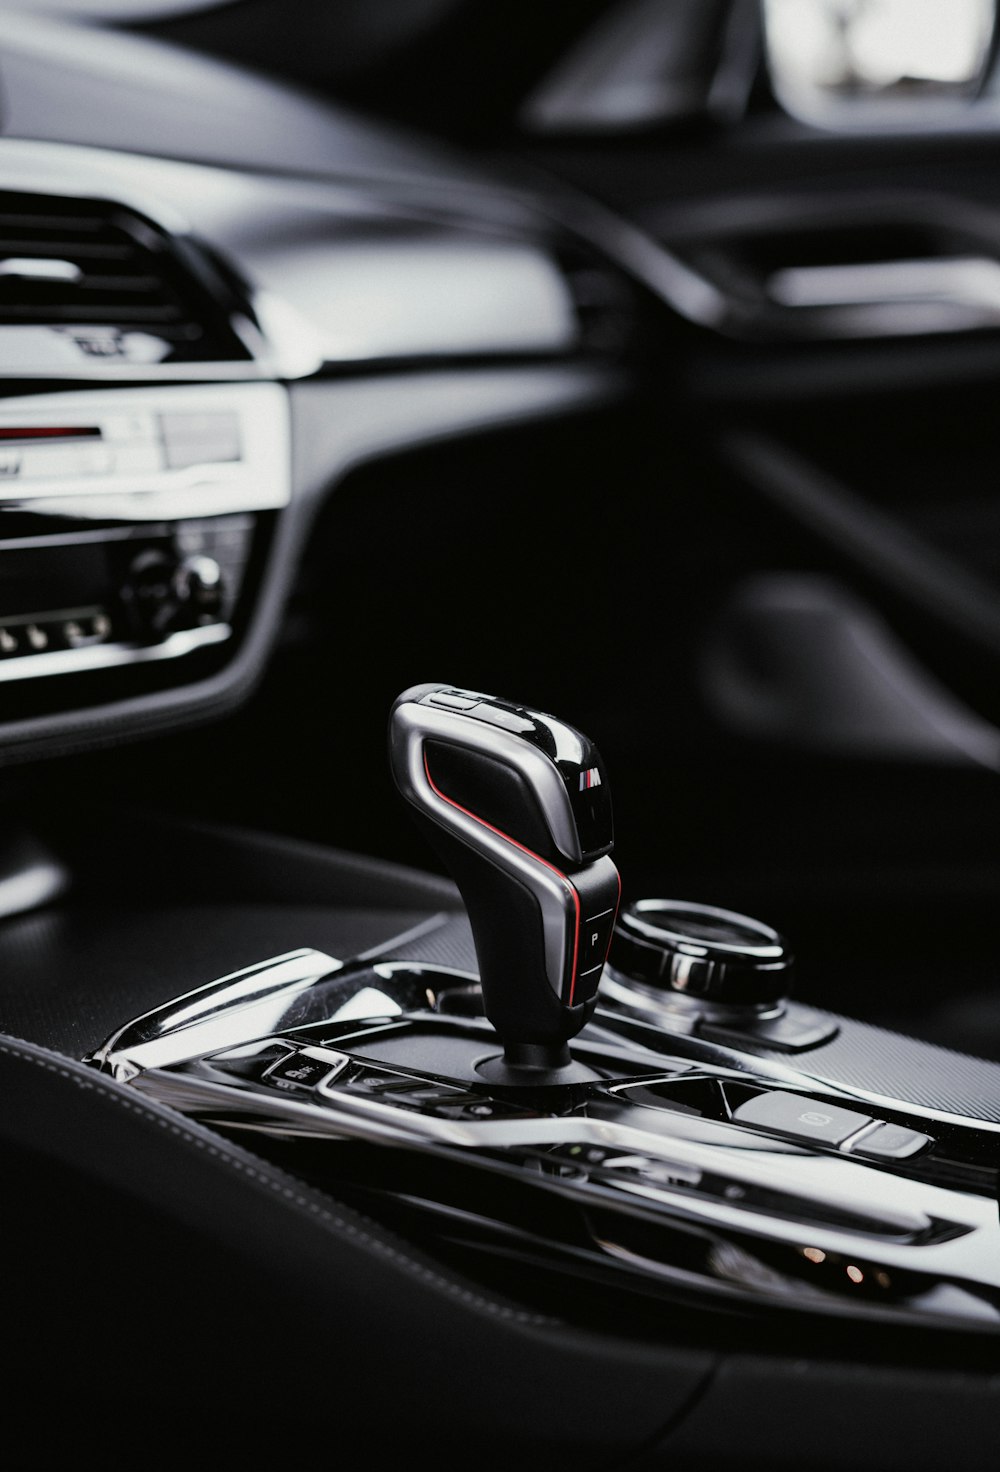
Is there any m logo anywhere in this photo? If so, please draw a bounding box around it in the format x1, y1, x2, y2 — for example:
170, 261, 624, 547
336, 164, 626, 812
579, 767, 601, 791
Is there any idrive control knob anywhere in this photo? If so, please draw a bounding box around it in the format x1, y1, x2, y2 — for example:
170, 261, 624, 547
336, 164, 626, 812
389, 683, 621, 1084
604, 900, 843, 1052
608, 899, 794, 1010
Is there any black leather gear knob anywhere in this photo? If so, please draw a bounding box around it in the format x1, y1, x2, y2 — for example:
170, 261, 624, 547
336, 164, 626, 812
389, 684, 621, 1081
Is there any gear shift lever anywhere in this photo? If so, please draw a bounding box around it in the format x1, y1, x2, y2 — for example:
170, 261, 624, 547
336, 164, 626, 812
389, 684, 621, 1084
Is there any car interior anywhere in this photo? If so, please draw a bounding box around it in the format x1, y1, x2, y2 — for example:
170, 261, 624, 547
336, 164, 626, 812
3, 0, 1000, 1465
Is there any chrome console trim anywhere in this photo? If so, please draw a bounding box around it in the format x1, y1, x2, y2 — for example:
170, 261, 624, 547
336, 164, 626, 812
0, 382, 291, 516
0, 621, 230, 682
91, 952, 1000, 1331
92, 948, 344, 1081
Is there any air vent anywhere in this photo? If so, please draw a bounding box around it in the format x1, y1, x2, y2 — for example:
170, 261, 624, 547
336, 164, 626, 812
0, 191, 253, 367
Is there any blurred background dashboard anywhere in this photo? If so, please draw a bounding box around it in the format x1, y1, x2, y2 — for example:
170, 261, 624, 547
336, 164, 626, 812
5, 0, 1000, 1055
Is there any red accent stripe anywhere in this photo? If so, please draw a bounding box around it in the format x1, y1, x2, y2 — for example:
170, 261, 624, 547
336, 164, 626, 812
423, 751, 582, 1005
0, 426, 101, 441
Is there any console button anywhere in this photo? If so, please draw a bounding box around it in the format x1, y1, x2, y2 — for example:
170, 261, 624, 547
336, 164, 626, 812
264, 1048, 348, 1091
425, 691, 479, 710
59, 613, 113, 650
361, 1075, 430, 1094
577, 905, 617, 990
732, 1091, 872, 1147
62, 620, 88, 648
433, 1097, 497, 1119
468, 702, 536, 735
850, 1122, 931, 1161
432, 1094, 536, 1120
396, 1084, 465, 1104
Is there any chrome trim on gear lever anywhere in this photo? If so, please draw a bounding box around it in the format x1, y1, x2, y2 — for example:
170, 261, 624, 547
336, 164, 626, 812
391, 699, 582, 997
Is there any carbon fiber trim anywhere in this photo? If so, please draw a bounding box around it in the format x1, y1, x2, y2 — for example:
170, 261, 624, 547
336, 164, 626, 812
757, 1011, 1000, 1122
388, 910, 479, 974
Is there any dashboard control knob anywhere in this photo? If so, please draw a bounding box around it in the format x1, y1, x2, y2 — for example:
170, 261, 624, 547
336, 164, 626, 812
171, 553, 225, 624
608, 899, 793, 1009
389, 683, 621, 1085
121, 548, 225, 639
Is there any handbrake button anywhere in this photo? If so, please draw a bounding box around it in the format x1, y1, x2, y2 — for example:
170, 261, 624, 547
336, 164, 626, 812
732, 1090, 872, 1147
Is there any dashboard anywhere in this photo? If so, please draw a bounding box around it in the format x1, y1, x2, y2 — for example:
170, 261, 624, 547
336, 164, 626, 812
0, 109, 636, 760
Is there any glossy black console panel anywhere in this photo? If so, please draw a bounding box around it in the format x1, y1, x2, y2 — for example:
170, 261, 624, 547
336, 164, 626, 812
91, 948, 1000, 1337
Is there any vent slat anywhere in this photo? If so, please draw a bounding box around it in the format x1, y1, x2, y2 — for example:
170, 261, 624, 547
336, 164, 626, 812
0, 213, 108, 233
0, 303, 186, 323
77, 275, 168, 293
0, 239, 135, 260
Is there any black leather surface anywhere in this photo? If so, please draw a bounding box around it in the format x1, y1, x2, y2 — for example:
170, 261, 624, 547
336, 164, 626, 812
0, 805, 471, 1056
0, 902, 440, 1056
651, 1354, 1000, 1472
7, 807, 997, 1468
0, 1032, 715, 1462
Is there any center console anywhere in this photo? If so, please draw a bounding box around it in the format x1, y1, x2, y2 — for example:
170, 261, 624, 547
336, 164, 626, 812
0, 382, 288, 723
87, 683, 1000, 1339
